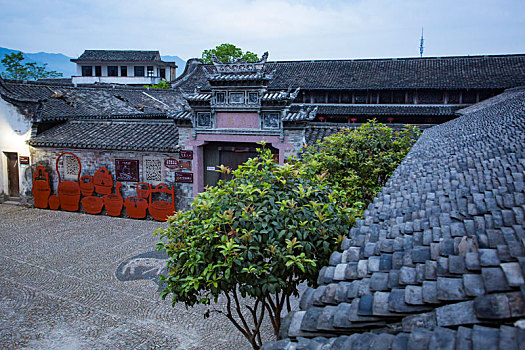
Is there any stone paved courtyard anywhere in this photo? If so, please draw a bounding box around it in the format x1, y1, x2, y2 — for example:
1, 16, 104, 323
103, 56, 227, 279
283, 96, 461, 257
0, 204, 275, 349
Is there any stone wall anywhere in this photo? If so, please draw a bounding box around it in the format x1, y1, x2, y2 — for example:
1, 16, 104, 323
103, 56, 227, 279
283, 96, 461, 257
28, 147, 194, 214
284, 128, 306, 159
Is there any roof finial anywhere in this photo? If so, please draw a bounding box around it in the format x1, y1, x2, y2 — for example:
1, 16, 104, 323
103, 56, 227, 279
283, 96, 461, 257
420, 27, 424, 58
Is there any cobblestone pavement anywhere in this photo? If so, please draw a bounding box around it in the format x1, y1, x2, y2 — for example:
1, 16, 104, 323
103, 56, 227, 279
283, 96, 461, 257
0, 204, 277, 349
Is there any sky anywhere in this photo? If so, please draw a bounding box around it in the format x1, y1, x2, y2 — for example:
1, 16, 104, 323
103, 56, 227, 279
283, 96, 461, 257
0, 0, 524, 61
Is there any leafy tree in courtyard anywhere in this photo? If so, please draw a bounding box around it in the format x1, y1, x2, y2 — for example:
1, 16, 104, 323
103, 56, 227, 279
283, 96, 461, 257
201, 43, 259, 64
156, 146, 356, 349
300, 120, 421, 211
1, 52, 62, 80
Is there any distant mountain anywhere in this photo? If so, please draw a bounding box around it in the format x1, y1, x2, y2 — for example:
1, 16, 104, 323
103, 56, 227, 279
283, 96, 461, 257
0, 47, 76, 78
0, 47, 187, 78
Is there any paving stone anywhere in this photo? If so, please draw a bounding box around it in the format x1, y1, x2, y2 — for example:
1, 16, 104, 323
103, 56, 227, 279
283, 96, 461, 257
436, 300, 479, 327
344, 262, 359, 280
500, 262, 525, 286
481, 267, 510, 292
499, 325, 519, 350
422, 281, 439, 304
389, 289, 432, 313
391, 333, 410, 350
465, 252, 481, 270
357, 260, 368, 278
507, 291, 525, 317
437, 257, 449, 276
428, 327, 456, 350
379, 254, 393, 271
334, 282, 351, 304
447, 256, 465, 275
407, 327, 432, 350
472, 325, 499, 350
424, 260, 437, 280
479, 248, 501, 266
333, 263, 347, 281
437, 276, 465, 300
451, 222, 466, 237
370, 333, 395, 349
412, 246, 431, 263
332, 303, 352, 328
368, 256, 380, 272
316, 306, 337, 331
300, 307, 323, 332
399, 267, 417, 285
320, 284, 338, 305
405, 285, 424, 305
474, 293, 511, 319
329, 251, 342, 266
372, 291, 395, 316
370, 272, 389, 291
358, 295, 374, 316
463, 274, 486, 297
455, 326, 473, 350
346, 281, 359, 299
388, 270, 400, 289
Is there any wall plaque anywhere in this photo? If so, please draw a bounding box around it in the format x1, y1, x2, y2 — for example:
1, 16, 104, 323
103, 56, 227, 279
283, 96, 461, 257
175, 172, 193, 183
143, 156, 163, 184
180, 150, 193, 160
178, 160, 192, 171
115, 159, 139, 182
165, 158, 179, 170
19, 156, 30, 165
216, 112, 259, 129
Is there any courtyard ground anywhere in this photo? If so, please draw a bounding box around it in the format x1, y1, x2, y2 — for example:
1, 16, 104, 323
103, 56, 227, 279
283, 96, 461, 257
0, 203, 276, 349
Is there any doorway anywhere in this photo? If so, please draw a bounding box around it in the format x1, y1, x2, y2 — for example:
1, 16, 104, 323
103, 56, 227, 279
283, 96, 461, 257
203, 143, 277, 187
4, 152, 20, 197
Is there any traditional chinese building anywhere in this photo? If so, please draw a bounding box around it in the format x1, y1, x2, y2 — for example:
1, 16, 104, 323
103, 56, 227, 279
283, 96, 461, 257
1, 52, 524, 214
71, 50, 177, 86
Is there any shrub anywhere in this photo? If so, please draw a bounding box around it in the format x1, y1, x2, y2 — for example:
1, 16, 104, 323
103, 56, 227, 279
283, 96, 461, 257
301, 120, 420, 209
156, 146, 357, 349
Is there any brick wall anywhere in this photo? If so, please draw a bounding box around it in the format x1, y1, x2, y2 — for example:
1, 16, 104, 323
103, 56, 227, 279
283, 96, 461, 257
28, 147, 194, 214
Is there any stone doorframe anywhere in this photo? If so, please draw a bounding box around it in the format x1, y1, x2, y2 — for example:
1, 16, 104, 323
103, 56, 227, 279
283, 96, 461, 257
186, 134, 294, 195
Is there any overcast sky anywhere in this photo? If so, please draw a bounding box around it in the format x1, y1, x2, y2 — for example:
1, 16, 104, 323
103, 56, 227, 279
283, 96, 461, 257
1, 0, 524, 61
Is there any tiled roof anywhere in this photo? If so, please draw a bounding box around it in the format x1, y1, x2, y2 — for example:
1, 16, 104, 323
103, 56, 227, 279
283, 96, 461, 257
4, 81, 186, 121
265, 88, 525, 349
169, 110, 192, 120
303, 104, 465, 116
28, 120, 179, 152
174, 54, 525, 91
185, 92, 211, 102
73, 50, 162, 62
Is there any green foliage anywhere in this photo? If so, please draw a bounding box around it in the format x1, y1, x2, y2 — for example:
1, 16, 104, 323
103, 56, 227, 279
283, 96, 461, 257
201, 43, 259, 64
157, 145, 356, 348
143, 80, 170, 89
1, 52, 62, 80
301, 120, 420, 210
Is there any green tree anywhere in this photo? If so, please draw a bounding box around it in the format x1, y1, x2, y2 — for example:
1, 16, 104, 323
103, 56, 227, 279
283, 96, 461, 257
143, 80, 170, 89
156, 146, 356, 349
1, 52, 62, 80
300, 120, 420, 210
201, 43, 259, 64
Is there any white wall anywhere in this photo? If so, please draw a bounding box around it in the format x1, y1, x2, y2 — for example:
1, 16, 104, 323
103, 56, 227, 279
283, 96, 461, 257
0, 97, 32, 198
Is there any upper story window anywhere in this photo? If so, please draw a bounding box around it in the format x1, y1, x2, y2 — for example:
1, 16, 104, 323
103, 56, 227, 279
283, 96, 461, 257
248, 92, 258, 104
81, 66, 92, 77
230, 92, 244, 104
108, 66, 118, 77
147, 66, 154, 77
262, 112, 280, 129
215, 92, 225, 104
95, 66, 102, 77
134, 66, 145, 77
120, 66, 127, 77
196, 112, 212, 128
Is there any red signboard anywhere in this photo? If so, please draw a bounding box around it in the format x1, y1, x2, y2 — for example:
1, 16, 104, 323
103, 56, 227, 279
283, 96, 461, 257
178, 160, 192, 171
179, 150, 193, 160
165, 158, 179, 169
175, 172, 193, 183
115, 159, 139, 182
19, 156, 30, 165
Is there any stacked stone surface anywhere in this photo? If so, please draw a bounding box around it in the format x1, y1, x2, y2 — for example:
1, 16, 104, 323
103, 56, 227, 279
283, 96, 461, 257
264, 87, 525, 349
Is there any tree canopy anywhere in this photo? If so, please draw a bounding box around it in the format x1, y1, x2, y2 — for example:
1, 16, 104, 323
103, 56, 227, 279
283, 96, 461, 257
157, 146, 355, 349
1, 52, 62, 80
201, 43, 259, 64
